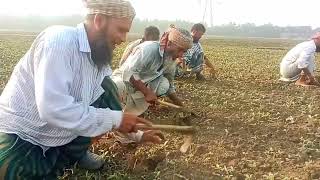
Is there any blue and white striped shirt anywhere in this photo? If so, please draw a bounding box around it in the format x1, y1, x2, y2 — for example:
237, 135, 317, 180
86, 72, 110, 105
183, 42, 203, 65
183, 42, 204, 72
0, 23, 122, 150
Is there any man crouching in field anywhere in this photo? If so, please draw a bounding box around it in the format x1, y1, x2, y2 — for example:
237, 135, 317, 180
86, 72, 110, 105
176, 23, 216, 80
0, 0, 162, 179
279, 32, 320, 86
111, 27, 193, 115
119, 26, 160, 66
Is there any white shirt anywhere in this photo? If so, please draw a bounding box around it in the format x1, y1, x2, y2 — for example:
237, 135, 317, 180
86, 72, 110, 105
281, 40, 316, 69
0, 23, 122, 150
114, 41, 165, 84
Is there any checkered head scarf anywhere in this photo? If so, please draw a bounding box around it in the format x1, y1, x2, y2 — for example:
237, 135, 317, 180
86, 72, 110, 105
160, 26, 193, 51
312, 32, 320, 40
84, 0, 136, 20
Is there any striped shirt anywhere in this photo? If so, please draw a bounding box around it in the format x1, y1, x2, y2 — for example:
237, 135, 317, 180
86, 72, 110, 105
183, 42, 203, 65
183, 42, 204, 73
0, 23, 122, 151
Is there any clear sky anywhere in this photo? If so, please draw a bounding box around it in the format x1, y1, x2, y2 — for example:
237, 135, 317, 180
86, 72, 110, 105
0, 0, 319, 28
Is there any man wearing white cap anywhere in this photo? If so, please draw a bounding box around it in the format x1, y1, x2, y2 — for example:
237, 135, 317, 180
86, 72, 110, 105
279, 32, 320, 86
0, 0, 161, 178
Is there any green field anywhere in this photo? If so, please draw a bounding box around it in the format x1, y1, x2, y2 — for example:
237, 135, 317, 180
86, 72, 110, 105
1, 34, 320, 179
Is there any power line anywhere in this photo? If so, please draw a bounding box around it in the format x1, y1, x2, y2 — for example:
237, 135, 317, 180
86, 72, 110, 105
202, 0, 208, 24
199, 0, 214, 27
210, 0, 214, 27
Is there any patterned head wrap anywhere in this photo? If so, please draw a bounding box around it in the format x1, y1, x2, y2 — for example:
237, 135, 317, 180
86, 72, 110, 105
312, 32, 320, 40
84, 0, 136, 20
160, 26, 193, 50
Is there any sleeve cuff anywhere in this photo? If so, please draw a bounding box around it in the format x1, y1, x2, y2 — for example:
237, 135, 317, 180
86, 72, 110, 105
95, 108, 123, 131
132, 74, 142, 81
111, 110, 123, 129
297, 63, 309, 69
127, 130, 144, 142
73, 107, 123, 137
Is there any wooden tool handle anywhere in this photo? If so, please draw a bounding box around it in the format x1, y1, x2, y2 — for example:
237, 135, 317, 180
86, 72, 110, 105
136, 124, 195, 132
158, 100, 182, 109
157, 100, 197, 116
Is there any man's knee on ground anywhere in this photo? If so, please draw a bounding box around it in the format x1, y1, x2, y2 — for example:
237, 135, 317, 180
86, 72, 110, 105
155, 77, 170, 96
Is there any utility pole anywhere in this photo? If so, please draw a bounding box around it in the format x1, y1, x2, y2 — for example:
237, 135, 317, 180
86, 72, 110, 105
200, 0, 214, 27
209, 0, 214, 27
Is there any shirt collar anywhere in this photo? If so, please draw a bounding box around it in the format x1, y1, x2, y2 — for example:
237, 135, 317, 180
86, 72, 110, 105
158, 40, 166, 59
158, 43, 175, 62
77, 23, 91, 53
159, 47, 164, 58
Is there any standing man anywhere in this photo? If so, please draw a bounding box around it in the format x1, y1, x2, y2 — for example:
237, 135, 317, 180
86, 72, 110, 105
112, 27, 193, 115
280, 32, 320, 86
0, 0, 153, 179
119, 26, 160, 66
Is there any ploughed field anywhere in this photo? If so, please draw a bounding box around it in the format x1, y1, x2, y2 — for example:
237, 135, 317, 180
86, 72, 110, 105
1, 34, 320, 179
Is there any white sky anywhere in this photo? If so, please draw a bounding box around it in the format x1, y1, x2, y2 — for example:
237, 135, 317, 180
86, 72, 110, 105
0, 0, 319, 28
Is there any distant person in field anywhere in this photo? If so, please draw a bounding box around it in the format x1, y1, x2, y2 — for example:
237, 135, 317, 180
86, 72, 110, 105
119, 26, 160, 66
112, 27, 193, 115
176, 23, 216, 80
279, 32, 320, 86
0, 0, 162, 178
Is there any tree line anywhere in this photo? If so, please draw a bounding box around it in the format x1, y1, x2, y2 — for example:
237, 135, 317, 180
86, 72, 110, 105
0, 15, 318, 39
